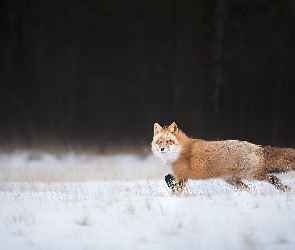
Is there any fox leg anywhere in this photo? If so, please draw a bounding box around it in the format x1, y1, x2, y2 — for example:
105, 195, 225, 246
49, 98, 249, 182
268, 175, 290, 192
254, 173, 290, 192
165, 174, 188, 195
223, 176, 249, 190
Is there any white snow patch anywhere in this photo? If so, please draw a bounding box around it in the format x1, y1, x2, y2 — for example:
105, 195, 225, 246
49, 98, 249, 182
0, 151, 295, 250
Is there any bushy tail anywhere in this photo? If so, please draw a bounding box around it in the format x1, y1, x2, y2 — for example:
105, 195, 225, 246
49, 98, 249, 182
264, 146, 295, 173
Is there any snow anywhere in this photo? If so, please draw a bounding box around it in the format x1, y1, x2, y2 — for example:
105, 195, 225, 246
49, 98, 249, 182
1, 151, 295, 250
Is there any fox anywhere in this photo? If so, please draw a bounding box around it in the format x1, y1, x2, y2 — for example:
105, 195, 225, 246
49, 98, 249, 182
151, 122, 295, 194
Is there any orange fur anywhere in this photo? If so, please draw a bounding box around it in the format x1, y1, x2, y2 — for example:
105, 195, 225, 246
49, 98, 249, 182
151, 122, 295, 192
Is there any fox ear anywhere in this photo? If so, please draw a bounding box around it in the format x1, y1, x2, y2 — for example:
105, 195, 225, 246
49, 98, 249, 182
168, 122, 178, 134
154, 123, 162, 135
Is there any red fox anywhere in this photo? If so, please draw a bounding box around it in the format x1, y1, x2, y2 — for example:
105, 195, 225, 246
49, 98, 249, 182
151, 122, 295, 193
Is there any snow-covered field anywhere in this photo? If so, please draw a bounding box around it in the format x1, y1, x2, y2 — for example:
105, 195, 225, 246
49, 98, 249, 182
1, 151, 295, 250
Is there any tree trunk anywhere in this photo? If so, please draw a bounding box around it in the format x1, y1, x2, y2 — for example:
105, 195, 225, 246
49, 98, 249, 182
172, 0, 205, 134
272, 52, 284, 145
212, 0, 227, 137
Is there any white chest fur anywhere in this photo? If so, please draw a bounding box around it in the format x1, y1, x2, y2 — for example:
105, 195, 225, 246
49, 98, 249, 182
153, 145, 182, 165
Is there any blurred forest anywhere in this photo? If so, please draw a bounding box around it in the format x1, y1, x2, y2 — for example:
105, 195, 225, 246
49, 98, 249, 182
1, 0, 295, 152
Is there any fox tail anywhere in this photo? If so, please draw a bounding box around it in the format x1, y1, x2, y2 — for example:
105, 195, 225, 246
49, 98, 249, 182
264, 146, 295, 173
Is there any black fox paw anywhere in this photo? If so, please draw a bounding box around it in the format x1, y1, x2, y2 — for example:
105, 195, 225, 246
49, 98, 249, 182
165, 174, 175, 189
282, 185, 291, 192
165, 174, 174, 182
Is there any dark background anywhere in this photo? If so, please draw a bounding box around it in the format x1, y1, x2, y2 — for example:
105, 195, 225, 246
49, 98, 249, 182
1, 0, 295, 152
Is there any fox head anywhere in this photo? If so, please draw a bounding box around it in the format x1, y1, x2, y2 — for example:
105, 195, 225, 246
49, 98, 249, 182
151, 122, 182, 164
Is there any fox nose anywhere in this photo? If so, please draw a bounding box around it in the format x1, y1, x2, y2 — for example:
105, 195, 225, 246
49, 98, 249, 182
161, 148, 165, 152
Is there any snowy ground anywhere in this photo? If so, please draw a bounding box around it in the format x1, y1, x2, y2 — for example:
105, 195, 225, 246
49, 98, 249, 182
1, 151, 295, 250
